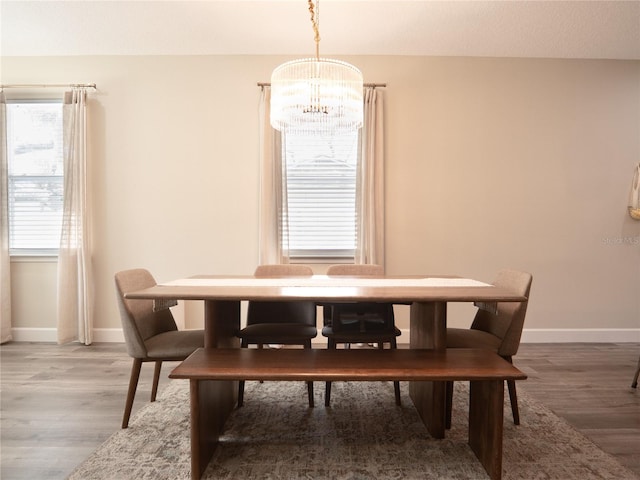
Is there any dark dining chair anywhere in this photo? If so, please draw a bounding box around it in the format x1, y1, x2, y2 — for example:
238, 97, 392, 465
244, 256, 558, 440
632, 354, 640, 388
321, 264, 401, 406
445, 269, 533, 426
114, 268, 204, 428
237, 264, 318, 407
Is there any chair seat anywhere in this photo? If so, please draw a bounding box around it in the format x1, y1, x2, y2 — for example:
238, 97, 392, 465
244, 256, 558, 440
446, 328, 501, 352
145, 329, 205, 359
239, 323, 318, 344
322, 325, 401, 343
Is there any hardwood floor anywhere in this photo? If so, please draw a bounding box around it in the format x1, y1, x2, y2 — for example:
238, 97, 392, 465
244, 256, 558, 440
514, 342, 640, 476
1, 342, 639, 479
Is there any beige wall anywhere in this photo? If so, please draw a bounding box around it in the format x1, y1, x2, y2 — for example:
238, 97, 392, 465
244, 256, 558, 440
3, 55, 639, 341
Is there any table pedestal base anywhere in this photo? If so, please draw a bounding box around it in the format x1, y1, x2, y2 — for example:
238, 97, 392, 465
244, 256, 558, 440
409, 300, 447, 438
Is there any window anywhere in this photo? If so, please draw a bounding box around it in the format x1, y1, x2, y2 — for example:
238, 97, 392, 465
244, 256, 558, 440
283, 131, 359, 259
6, 100, 64, 254
260, 86, 383, 265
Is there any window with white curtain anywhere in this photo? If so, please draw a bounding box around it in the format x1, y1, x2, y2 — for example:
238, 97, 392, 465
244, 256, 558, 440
283, 131, 359, 259
5, 100, 64, 254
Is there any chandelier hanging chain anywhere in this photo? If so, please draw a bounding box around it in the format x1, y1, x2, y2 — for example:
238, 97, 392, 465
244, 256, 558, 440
308, 0, 321, 60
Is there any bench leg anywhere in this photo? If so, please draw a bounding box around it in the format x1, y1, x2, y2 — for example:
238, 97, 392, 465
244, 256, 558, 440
468, 380, 505, 480
189, 377, 237, 480
189, 380, 203, 480
188, 299, 238, 477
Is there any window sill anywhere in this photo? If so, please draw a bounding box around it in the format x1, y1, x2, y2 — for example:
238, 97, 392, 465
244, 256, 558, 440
10, 254, 58, 263
290, 257, 354, 265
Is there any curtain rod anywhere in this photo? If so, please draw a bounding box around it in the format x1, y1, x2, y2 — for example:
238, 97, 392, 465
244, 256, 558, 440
0, 83, 97, 90
257, 82, 385, 88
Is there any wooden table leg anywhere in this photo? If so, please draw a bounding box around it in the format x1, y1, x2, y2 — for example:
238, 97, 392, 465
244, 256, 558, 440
468, 380, 505, 480
204, 300, 241, 348
409, 301, 447, 439
189, 300, 240, 479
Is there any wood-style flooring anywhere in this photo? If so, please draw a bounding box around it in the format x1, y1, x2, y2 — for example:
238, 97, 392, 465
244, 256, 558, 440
1, 342, 639, 479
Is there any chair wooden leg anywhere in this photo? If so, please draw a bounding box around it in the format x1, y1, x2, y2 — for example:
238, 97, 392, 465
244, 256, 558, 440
307, 382, 315, 408
151, 361, 162, 402
445, 380, 453, 429
325, 339, 336, 407
325, 381, 332, 407
394, 381, 401, 406
390, 338, 401, 406
237, 380, 245, 407
446, 379, 520, 427
502, 356, 520, 425
122, 358, 142, 429
507, 380, 520, 425
631, 355, 640, 388
238, 340, 248, 407
304, 341, 314, 407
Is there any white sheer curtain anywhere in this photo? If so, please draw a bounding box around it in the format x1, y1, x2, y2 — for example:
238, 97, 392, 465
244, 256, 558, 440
355, 87, 385, 266
258, 86, 289, 264
0, 92, 12, 344
57, 88, 93, 345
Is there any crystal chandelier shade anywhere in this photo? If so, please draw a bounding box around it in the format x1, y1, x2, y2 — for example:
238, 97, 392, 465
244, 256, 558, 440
270, 1, 364, 136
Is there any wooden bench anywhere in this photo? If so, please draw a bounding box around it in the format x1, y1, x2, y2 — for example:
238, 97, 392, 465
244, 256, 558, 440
170, 347, 526, 480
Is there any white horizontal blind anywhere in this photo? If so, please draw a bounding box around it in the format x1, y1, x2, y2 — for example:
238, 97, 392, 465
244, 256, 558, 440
283, 132, 359, 258
6, 101, 64, 254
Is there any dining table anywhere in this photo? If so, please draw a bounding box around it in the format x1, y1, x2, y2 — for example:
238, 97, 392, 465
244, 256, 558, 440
125, 273, 527, 472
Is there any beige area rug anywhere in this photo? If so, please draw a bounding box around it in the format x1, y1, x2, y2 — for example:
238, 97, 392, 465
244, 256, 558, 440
68, 380, 638, 480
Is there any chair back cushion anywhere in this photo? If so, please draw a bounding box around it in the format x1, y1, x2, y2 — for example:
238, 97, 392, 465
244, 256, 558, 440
114, 269, 178, 358
325, 264, 393, 332
248, 264, 317, 327
254, 264, 314, 277
326, 264, 384, 276
329, 302, 395, 333
470, 269, 533, 357
247, 300, 317, 327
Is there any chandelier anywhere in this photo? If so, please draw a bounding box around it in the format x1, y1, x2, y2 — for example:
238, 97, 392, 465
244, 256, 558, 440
270, 0, 364, 136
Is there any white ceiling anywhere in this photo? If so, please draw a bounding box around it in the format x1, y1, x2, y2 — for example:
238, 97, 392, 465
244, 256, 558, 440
1, 0, 639, 59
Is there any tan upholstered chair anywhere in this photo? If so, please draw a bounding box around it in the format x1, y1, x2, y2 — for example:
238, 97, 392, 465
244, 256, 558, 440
446, 269, 533, 426
115, 269, 204, 428
321, 264, 401, 406
237, 264, 318, 407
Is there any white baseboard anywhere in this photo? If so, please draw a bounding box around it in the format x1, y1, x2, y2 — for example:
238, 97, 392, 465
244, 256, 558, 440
377, 329, 640, 344
9, 328, 58, 343
93, 328, 126, 343
396, 328, 640, 344
520, 328, 640, 343
9, 328, 124, 344
7, 327, 640, 344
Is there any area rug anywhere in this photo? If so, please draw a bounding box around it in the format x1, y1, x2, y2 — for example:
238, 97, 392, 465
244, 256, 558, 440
68, 380, 638, 480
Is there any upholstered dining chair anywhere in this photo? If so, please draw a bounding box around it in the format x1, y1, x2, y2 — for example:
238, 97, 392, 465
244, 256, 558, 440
445, 269, 533, 426
237, 264, 318, 407
321, 264, 401, 406
115, 268, 204, 428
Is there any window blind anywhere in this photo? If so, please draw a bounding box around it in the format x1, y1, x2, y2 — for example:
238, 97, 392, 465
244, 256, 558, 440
6, 101, 64, 253
283, 132, 359, 258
